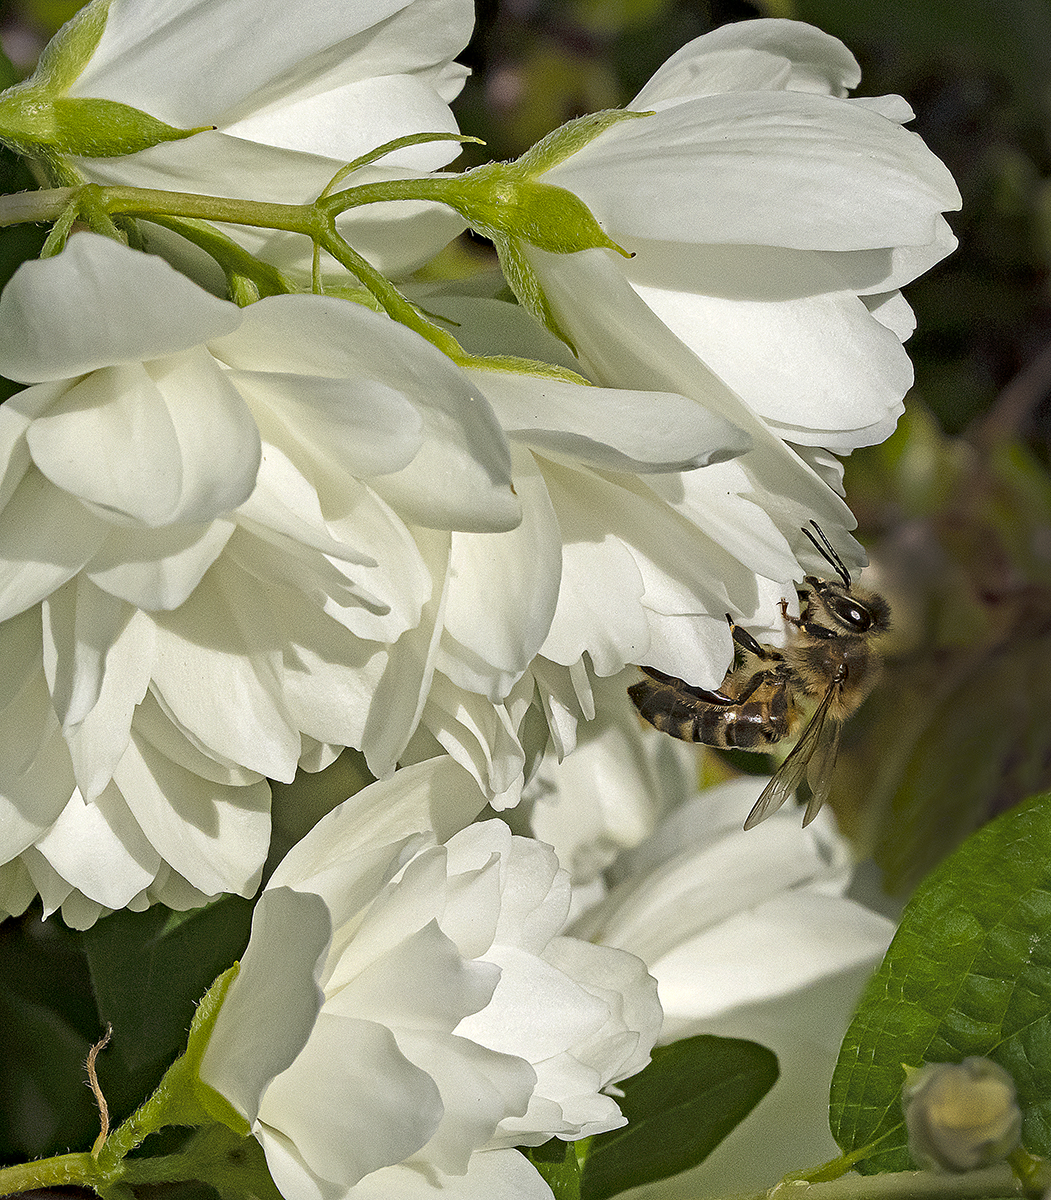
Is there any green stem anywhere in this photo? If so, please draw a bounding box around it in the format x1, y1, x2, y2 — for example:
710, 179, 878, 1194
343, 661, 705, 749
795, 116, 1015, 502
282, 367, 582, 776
95, 1054, 211, 1171
729, 1164, 1025, 1200
322, 173, 465, 216
0, 184, 312, 230
0, 1151, 102, 1197
314, 221, 465, 357
144, 214, 297, 299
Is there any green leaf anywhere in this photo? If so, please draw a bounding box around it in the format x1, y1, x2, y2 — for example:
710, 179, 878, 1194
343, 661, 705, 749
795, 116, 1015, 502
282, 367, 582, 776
830, 789, 1051, 1173
579, 1035, 778, 1200
82, 896, 254, 1079
524, 1139, 583, 1200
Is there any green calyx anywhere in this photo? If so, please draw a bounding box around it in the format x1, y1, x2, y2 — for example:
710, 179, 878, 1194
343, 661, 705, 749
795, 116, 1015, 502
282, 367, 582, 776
0, 0, 213, 161
0, 90, 215, 158
449, 164, 624, 257
515, 106, 653, 175
422, 107, 648, 347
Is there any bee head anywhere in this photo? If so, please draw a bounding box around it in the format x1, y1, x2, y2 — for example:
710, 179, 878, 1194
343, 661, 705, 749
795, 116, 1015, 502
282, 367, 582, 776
805, 577, 891, 635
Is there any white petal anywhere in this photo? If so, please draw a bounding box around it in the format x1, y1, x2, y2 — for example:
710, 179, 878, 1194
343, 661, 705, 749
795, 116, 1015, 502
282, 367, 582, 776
131, 687, 264, 786
33, 787, 160, 909
113, 729, 271, 895
226, 74, 458, 166
631, 279, 909, 442
0, 858, 37, 919
0, 234, 240, 383
360, 528, 450, 778
543, 936, 661, 1085
396, 1031, 535, 1173
0, 628, 76, 855
41, 583, 154, 802
26, 352, 260, 526
148, 567, 301, 780
231, 368, 423, 480
653, 890, 893, 1021
527, 248, 859, 537
0, 467, 107, 620
547, 92, 961, 249
72, 0, 474, 126
85, 518, 236, 610
339, 1148, 553, 1200
73, 0, 413, 123
259, 1014, 442, 1188
326, 921, 500, 1031
211, 296, 519, 533
460, 944, 608, 1061
472, 368, 738, 471
269, 756, 489, 892
440, 444, 562, 699
631, 19, 861, 107
200, 885, 331, 1123
418, 672, 528, 808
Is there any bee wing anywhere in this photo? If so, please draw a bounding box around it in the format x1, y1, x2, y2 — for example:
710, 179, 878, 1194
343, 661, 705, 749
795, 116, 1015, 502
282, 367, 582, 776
801, 709, 843, 827
743, 680, 840, 831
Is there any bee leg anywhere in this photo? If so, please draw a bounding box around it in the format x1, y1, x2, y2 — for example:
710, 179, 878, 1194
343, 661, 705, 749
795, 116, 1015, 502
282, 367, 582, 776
731, 664, 792, 709
726, 614, 781, 662
640, 665, 735, 706
779, 596, 805, 628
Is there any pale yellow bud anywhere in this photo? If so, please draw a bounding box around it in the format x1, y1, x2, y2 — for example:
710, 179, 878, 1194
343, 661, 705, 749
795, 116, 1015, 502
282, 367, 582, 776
903, 1057, 1022, 1172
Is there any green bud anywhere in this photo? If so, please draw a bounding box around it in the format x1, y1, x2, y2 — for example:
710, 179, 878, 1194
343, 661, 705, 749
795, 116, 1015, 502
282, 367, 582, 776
450, 163, 625, 257
424, 108, 647, 348
903, 1058, 1022, 1173
0, 90, 215, 158
0, 0, 212, 161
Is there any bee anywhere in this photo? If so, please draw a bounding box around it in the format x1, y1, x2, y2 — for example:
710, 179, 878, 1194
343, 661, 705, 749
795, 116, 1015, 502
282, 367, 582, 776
628, 522, 890, 830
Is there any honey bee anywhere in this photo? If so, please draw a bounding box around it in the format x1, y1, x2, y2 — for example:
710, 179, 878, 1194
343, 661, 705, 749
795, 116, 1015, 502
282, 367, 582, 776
628, 522, 890, 830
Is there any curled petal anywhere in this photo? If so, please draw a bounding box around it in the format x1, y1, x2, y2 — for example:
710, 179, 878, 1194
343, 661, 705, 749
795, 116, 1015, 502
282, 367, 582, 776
0, 234, 241, 383
200, 886, 331, 1124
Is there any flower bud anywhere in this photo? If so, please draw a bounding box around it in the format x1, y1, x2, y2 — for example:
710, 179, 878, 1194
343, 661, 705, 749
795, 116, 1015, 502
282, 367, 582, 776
903, 1057, 1022, 1172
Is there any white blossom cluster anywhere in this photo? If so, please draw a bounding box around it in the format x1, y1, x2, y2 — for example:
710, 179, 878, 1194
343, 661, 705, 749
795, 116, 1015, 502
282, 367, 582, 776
0, 0, 952, 1195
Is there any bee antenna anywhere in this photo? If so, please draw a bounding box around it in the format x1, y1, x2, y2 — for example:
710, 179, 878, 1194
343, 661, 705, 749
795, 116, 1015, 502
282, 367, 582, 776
802, 521, 850, 587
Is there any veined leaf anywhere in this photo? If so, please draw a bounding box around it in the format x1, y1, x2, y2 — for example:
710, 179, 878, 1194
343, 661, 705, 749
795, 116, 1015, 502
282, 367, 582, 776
579, 1034, 778, 1200
830, 790, 1051, 1172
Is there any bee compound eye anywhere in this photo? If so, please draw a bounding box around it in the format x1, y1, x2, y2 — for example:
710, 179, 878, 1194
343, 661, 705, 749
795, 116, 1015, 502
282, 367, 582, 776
830, 596, 871, 630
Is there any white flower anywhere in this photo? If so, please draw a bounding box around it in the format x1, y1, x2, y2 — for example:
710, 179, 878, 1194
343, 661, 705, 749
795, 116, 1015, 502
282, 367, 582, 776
570, 776, 895, 1197
536, 18, 960, 453
199, 755, 662, 1200
438, 19, 961, 707
56, 0, 475, 276
390, 279, 810, 803
0, 233, 519, 923
521, 670, 698, 899
390, 20, 961, 800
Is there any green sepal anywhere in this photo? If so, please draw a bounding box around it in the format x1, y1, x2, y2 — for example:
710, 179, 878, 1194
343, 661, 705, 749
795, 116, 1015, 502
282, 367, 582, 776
515, 108, 652, 177
0, 91, 214, 159
485, 229, 577, 352
24, 0, 112, 96
185, 966, 251, 1137
427, 111, 643, 347
458, 353, 591, 385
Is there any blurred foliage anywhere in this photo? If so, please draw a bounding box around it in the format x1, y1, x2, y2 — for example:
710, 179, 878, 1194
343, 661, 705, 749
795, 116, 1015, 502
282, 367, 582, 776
833, 403, 1051, 892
